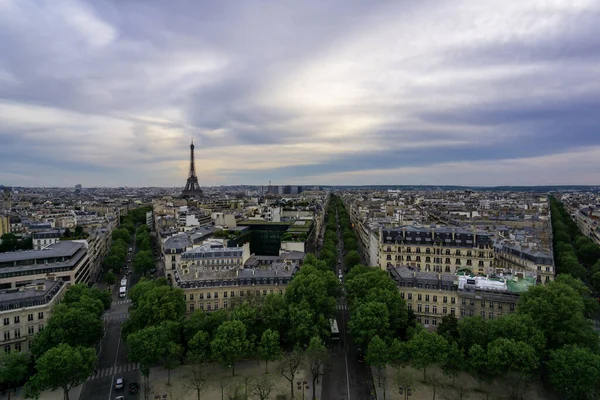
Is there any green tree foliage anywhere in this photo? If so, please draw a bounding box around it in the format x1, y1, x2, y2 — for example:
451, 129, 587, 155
127, 323, 177, 379
456, 316, 489, 352
62, 283, 111, 311
344, 250, 361, 270
517, 280, 598, 351
547, 345, 600, 400
231, 303, 261, 339
279, 346, 303, 400
183, 309, 229, 343
260, 294, 289, 337
124, 281, 185, 335
163, 342, 184, 385
105, 270, 116, 286
348, 301, 390, 347
0, 351, 31, 396
112, 228, 131, 244
30, 344, 96, 400
436, 314, 459, 342
136, 224, 150, 236
0, 233, 33, 252
187, 330, 211, 363
487, 314, 545, 357
440, 341, 465, 385
486, 338, 539, 393
407, 331, 448, 381
366, 335, 388, 387
133, 250, 155, 275
210, 320, 249, 376
258, 329, 282, 373
305, 336, 329, 400
31, 307, 103, 358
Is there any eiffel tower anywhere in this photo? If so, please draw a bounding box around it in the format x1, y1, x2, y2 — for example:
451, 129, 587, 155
181, 139, 203, 198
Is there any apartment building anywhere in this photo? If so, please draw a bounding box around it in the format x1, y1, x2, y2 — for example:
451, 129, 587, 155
175, 242, 299, 313
0, 241, 91, 290
0, 278, 66, 353
388, 266, 533, 329
32, 230, 62, 250
494, 241, 554, 283
379, 226, 494, 275
0, 215, 9, 236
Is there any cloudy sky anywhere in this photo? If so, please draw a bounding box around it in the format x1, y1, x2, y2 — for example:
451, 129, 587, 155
1, 0, 600, 187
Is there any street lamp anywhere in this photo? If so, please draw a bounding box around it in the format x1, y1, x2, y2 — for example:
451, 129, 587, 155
296, 380, 309, 400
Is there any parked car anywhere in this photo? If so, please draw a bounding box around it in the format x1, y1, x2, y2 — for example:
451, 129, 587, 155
115, 377, 124, 389
115, 397, 124, 400
357, 348, 365, 363
129, 382, 139, 394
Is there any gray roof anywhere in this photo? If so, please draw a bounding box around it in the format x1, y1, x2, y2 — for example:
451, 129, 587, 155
163, 234, 193, 250
0, 241, 84, 263
0, 279, 65, 311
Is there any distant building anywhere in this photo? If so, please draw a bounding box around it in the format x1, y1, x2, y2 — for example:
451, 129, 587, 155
32, 230, 62, 250
0, 215, 9, 236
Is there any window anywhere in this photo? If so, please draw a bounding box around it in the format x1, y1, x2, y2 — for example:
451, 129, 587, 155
28, 314, 33, 322
443, 296, 447, 303
263, 290, 267, 295
400, 292, 405, 299
510, 304, 515, 311
481, 301, 485, 307
451, 297, 456, 304
189, 304, 194, 312
214, 292, 218, 299
38, 312, 44, 320
443, 306, 447, 314
200, 303, 204, 310
14, 343, 21, 352
432, 319, 437, 326
425, 295, 429, 302
28, 326, 34, 335
199, 293, 204, 299
190, 294, 194, 300
489, 312, 494, 320
469, 309, 474, 317
424, 318, 429, 325
469, 299, 474, 306
224, 291, 228, 298
207, 304, 211, 311
417, 304, 422, 313
433, 295, 437, 302
38, 325, 44, 332
14, 329, 20, 338
214, 302, 219, 310
407, 293, 412, 300
14, 316, 19, 324
432, 305, 437, 314
4, 345, 9, 354
407, 303, 412, 310
223, 301, 228, 308
231, 291, 235, 297
480, 311, 485, 319
3, 318, 8, 326
489, 301, 494, 309
3, 331, 9, 341
207, 293, 211, 299
498, 303, 503, 309
418, 294, 422, 301
425, 305, 430, 313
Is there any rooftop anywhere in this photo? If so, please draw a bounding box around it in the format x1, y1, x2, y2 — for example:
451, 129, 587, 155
0, 241, 85, 264
0, 279, 65, 311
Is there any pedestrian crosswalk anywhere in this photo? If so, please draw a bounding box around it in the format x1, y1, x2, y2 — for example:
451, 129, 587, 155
337, 304, 348, 311
103, 312, 128, 322
112, 299, 132, 306
88, 363, 140, 380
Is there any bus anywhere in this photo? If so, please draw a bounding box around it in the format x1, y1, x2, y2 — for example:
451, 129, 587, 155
330, 319, 340, 340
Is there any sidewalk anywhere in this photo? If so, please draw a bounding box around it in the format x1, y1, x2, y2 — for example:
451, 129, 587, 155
0, 385, 83, 400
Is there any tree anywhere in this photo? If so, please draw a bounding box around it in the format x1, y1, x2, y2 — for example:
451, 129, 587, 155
555, 274, 600, 317
62, 283, 111, 311
348, 301, 391, 347
22, 377, 42, 400
186, 365, 207, 400
127, 324, 175, 385
305, 336, 329, 400
280, 347, 303, 400
0, 351, 30, 400
366, 335, 388, 388
252, 375, 276, 400
31, 307, 103, 358
112, 228, 131, 244
105, 270, 116, 286
436, 314, 459, 342
31, 344, 96, 400
517, 280, 598, 351
344, 250, 361, 270
440, 341, 465, 386
577, 242, 600, 266
467, 344, 494, 399
260, 294, 289, 336
407, 331, 448, 381
125, 283, 185, 334
133, 250, 155, 275
486, 338, 539, 399
456, 316, 489, 352
188, 330, 211, 363
163, 342, 184, 386
258, 329, 282, 373
211, 320, 249, 376
287, 301, 321, 346
487, 313, 545, 357
547, 345, 600, 400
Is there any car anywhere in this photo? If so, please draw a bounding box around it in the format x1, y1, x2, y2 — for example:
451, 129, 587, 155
115, 377, 124, 389
115, 397, 125, 400
357, 348, 365, 363
129, 382, 139, 394
338, 274, 343, 279
338, 269, 342, 275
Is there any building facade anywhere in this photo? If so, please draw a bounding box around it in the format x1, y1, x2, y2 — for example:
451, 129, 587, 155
32, 230, 62, 250
388, 266, 532, 329
379, 226, 495, 275
0, 278, 66, 353
0, 241, 91, 290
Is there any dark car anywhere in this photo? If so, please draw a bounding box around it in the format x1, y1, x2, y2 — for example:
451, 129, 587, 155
128, 382, 139, 394
356, 348, 365, 363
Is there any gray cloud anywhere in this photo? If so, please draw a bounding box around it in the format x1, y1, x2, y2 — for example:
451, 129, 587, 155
0, 0, 599, 186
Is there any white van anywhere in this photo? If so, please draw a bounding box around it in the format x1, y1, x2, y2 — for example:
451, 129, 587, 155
120, 278, 127, 287
119, 286, 126, 298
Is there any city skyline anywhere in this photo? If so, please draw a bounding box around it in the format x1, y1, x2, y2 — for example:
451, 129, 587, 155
1, 0, 600, 187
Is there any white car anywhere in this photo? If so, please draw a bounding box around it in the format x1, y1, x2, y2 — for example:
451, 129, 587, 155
338, 274, 343, 280
115, 377, 124, 389
115, 397, 124, 400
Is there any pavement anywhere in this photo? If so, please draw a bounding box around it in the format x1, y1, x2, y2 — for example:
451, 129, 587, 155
321, 212, 376, 400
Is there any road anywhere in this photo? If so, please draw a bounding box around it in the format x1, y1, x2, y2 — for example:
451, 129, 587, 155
81, 232, 146, 400
321, 211, 376, 400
